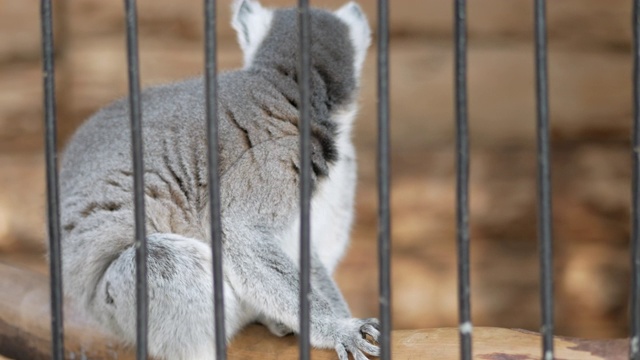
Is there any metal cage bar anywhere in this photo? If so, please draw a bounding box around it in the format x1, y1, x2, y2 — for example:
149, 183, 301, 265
631, 0, 640, 358
297, 1, 312, 359
454, 0, 472, 359
204, 0, 227, 359
123, 0, 149, 358
534, 1, 555, 359
40, 1, 65, 358
377, 0, 392, 359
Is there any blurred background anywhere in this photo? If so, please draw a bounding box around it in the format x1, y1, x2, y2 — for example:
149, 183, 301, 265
0, 0, 633, 342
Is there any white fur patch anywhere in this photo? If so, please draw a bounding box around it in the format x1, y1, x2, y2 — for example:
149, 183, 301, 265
231, 0, 274, 68
276, 106, 359, 273
334, 2, 371, 76
312, 108, 359, 272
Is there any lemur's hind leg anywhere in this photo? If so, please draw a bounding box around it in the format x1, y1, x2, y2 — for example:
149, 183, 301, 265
92, 233, 242, 360
256, 314, 294, 337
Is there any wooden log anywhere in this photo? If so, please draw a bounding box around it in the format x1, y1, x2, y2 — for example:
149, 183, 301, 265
0, 262, 628, 359
0, 262, 135, 360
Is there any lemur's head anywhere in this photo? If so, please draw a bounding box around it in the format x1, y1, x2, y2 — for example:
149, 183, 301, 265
231, 0, 371, 77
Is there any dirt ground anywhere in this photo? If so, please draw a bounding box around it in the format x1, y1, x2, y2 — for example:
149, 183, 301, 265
0, 0, 636, 346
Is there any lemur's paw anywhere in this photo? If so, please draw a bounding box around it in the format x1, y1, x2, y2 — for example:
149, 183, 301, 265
333, 318, 380, 360
265, 320, 294, 337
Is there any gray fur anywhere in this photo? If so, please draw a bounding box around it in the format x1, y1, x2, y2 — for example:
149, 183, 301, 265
58, 1, 375, 359
250, 8, 357, 132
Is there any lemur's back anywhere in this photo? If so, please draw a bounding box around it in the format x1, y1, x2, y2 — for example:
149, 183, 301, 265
58, 3, 379, 359
60, 71, 306, 237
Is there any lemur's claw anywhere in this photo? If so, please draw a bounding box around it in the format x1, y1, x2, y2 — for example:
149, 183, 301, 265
333, 318, 380, 359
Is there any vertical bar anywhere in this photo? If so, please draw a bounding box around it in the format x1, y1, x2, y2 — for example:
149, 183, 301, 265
297, 1, 312, 360
123, 0, 148, 358
631, 0, 640, 358
454, 0, 472, 359
377, 0, 392, 359
534, 0, 554, 359
40, 1, 65, 358
204, 0, 227, 358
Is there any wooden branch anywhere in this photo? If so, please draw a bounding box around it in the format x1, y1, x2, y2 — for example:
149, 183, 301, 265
0, 262, 628, 359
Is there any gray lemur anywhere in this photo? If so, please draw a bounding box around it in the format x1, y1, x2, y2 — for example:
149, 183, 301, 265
58, 1, 377, 359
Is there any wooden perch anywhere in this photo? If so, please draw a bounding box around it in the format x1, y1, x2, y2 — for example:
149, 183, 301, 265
0, 262, 628, 359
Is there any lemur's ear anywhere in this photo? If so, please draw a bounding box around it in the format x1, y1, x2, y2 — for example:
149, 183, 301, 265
231, 0, 274, 67
334, 2, 371, 75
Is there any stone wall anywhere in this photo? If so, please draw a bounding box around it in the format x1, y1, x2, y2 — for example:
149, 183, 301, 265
0, 0, 634, 340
